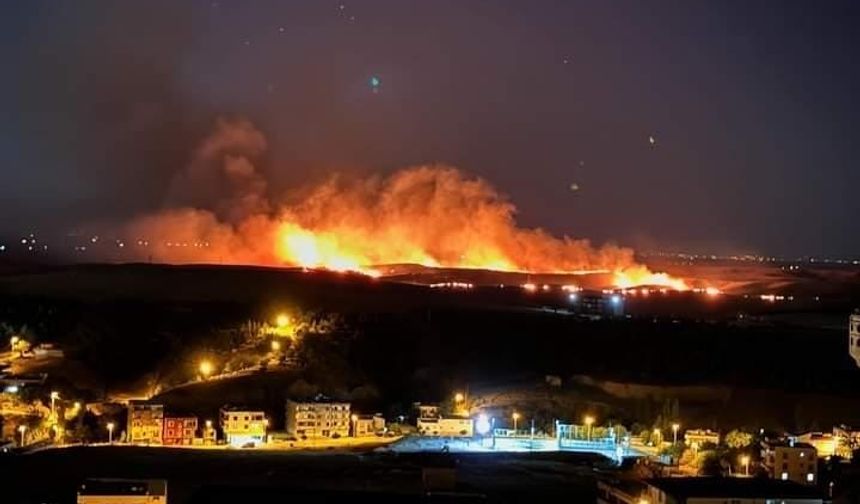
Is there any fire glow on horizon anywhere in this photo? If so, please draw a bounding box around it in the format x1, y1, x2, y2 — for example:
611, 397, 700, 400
123, 118, 690, 291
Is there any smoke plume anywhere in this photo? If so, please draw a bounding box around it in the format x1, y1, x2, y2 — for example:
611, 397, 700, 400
125, 118, 661, 280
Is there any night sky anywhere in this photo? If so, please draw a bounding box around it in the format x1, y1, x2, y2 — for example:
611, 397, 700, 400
1, 1, 858, 257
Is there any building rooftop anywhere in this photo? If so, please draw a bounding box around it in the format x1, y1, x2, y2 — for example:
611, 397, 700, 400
646, 477, 822, 499
762, 439, 816, 449
220, 405, 266, 412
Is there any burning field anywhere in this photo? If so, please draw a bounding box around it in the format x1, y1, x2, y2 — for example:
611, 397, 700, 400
123, 118, 687, 290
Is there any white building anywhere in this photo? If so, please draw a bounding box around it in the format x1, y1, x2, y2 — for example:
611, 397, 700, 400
417, 417, 474, 437
850, 311, 860, 367
684, 429, 720, 450
126, 401, 163, 445
219, 407, 267, 447
285, 399, 351, 438
761, 439, 818, 485
353, 414, 385, 437
77, 479, 167, 504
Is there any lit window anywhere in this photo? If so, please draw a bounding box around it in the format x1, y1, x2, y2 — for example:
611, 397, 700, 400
800, 452, 805, 458
781, 472, 788, 480
807, 473, 814, 482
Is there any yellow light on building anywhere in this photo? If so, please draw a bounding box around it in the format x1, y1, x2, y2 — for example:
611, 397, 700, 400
454, 393, 464, 403
276, 314, 290, 328
271, 340, 281, 351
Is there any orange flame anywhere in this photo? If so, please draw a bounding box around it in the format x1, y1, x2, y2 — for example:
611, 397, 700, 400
125, 118, 688, 290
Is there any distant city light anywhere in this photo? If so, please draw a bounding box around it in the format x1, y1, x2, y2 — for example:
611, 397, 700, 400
5, 385, 19, 394
611, 294, 622, 305
569, 293, 578, 302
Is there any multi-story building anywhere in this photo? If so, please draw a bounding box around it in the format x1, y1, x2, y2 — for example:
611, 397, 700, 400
684, 429, 720, 450
761, 438, 818, 485
126, 401, 163, 445
285, 399, 350, 438
642, 477, 822, 503
417, 404, 440, 420
353, 414, 386, 437
219, 407, 267, 447
77, 479, 167, 504
162, 417, 197, 446
797, 431, 837, 458
850, 311, 860, 367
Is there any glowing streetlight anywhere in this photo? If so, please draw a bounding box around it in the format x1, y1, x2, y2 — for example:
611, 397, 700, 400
205, 420, 213, 429
512, 412, 521, 432
740, 454, 750, 476
271, 340, 281, 352
672, 423, 680, 444
17, 425, 27, 446
351, 414, 359, 437
475, 414, 491, 436
276, 314, 290, 328
584, 415, 595, 441
50, 391, 60, 415
107, 422, 115, 444
199, 360, 213, 379
454, 392, 464, 403
653, 428, 662, 446
10, 335, 19, 349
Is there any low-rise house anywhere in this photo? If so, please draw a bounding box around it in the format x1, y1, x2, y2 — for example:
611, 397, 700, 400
285, 398, 351, 439
417, 417, 474, 437
126, 401, 163, 445
353, 413, 385, 437
77, 479, 167, 504
643, 477, 822, 503
683, 429, 720, 450
220, 407, 267, 447
163, 416, 197, 446
761, 438, 818, 485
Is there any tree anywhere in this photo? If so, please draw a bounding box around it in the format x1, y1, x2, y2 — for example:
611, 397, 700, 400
725, 429, 753, 449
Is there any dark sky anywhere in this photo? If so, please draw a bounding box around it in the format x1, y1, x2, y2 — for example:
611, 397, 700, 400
1, 0, 858, 257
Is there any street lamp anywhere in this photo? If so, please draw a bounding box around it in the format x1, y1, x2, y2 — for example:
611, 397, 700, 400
653, 428, 662, 446
50, 391, 60, 415
740, 454, 750, 476
17, 425, 27, 446
672, 423, 680, 444
454, 392, 464, 403
199, 360, 213, 379
271, 340, 281, 352
107, 422, 115, 444
10, 335, 19, 350
512, 412, 521, 432
276, 314, 290, 328
351, 414, 358, 437
584, 415, 595, 442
